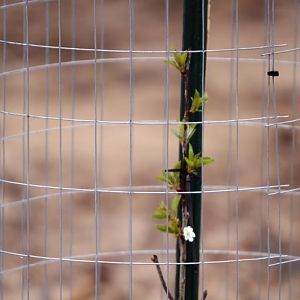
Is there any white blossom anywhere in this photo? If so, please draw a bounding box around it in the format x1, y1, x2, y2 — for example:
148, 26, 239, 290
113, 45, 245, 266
183, 226, 195, 242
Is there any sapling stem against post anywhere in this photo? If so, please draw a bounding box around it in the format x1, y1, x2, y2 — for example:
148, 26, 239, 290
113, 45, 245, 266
151, 51, 214, 300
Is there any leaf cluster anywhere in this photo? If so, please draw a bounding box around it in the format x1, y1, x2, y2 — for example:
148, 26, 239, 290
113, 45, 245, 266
189, 90, 208, 114
171, 122, 196, 144
152, 51, 215, 238
157, 161, 181, 191
152, 197, 182, 236
165, 51, 188, 74
185, 144, 214, 175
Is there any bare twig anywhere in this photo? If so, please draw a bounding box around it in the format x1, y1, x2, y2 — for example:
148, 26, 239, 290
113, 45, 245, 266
202, 290, 208, 299
179, 236, 186, 300
178, 51, 191, 300
151, 255, 175, 300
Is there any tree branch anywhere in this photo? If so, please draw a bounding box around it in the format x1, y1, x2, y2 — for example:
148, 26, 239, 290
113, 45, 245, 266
151, 255, 174, 300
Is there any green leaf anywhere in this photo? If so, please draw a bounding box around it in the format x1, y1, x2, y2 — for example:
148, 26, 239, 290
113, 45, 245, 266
155, 223, 179, 235
159, 201, 166, 208
172, 123, 196, 143
152, 209, 167, 219
165, 58, 179, 72
168, 210, 177, 220
156, 224, 167, 232
179, 52, 187, 67
154, 203, 181, 235
164, 59, 178, 69
156, 162, 181, 191
188, 143, 194, 158
187, 124, 196, 141
156, 173, 167, 182
168, 223, 178, 234
171, 195, 181, 211
171, 126, 183, 140
174, 160, 181, 170
173, 52, 181, 64
190, 90, 208, 113
201, 156, 215, 166
184, 144, 214, 174
152, 201, 167, 219
169, 219, 181, 235
164, 51, 187, 73
184, 157, 194, 168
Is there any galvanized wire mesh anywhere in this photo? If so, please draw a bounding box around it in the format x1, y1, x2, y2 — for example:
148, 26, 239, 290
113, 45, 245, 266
0, 0, 299, 299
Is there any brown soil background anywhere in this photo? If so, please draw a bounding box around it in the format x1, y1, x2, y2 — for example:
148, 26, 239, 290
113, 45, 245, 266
0, 0, 299, 299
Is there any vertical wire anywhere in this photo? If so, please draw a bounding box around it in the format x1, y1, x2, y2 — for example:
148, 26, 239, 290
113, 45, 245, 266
24, 1, 31, 299
288, 1, 299, 298
265, 0, 282, 298
128, 0, 135, 298
163, 0, 170, 298
96, 0, 105, 297
233, 0, 240, 298
265, 0, 272, 298
69, 0, 77, 298
93, 0, 100, 299
43, 1, 50, 298
225, 1, 237, 297
269, 1, 283, 298
22, 2, 28, 299
57, 0, 63, 298
257, 2, 269, 297
68, 0, 77, 300
0, 1, 7, 299
200, 0, 207, 297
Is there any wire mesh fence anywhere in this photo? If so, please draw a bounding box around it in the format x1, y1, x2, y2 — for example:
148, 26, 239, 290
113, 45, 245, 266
0, 0, 299, 299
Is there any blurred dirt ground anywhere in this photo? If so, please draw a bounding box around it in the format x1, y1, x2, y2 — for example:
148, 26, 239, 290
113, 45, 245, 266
0, 0, 299, 299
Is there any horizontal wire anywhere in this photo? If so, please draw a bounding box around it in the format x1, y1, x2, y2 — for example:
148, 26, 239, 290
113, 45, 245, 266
1, 190, 84, 209
0, 249, 287, 264
0, 117, 297, 150
0, 55, 298, 80
261, 47, 300, 56
266, 118, 300, 127
0, 184, 292, 209
0, 115, 292, 143
0, 57, 167, 78
0, 249, 298, 273
208, 56, 297, 65
0, 39, 287, 54
268, 186, 300, 196
0, 110, 289, 125
0, 0, 54, 10
0, 113, 295, 147
0, 179, 289, 195
269, 257, 300, 267
0, 123, 287, 143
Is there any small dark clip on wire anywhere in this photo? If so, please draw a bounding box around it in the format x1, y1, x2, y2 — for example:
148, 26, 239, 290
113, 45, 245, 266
164, 169, 181, 172
267, 70, 279, 77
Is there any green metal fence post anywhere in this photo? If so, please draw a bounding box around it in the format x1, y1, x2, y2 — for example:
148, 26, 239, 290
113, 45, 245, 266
175, 1, 209, 299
